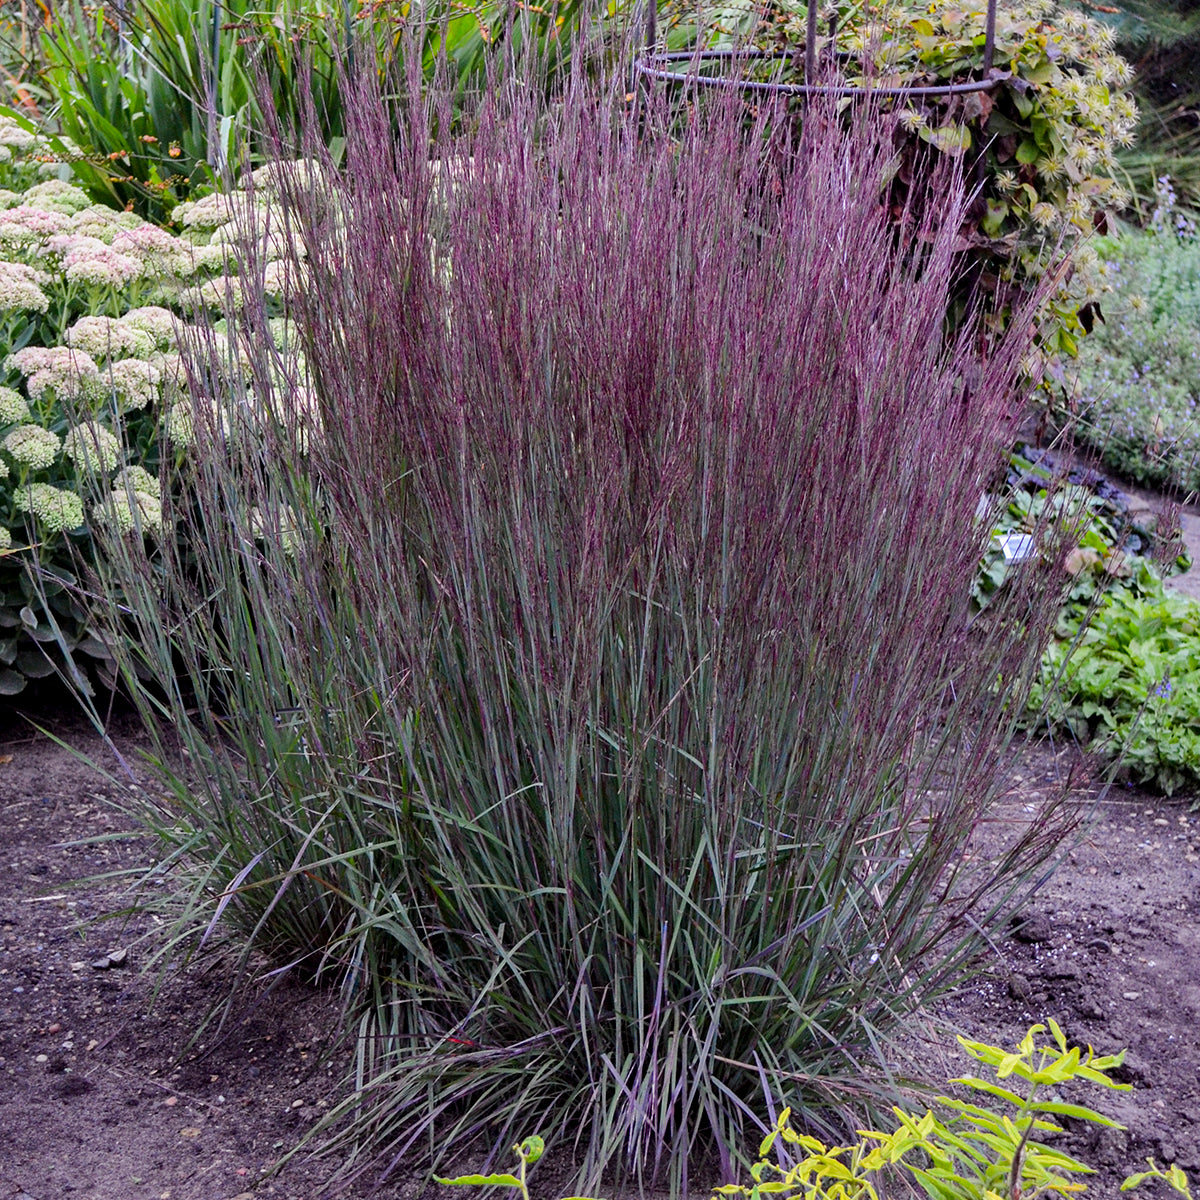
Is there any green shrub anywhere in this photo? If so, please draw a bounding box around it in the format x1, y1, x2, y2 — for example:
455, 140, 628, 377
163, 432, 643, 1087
1073, 179, 1200, 493
1032, 579, 1200, 800
660, 0, 1137, 377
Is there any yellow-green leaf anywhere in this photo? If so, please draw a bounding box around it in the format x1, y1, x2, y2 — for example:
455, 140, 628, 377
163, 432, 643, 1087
435, 1174, 524, 1189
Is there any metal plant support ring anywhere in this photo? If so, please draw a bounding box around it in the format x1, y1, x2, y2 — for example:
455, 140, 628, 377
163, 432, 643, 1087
636, 0, 1002, 100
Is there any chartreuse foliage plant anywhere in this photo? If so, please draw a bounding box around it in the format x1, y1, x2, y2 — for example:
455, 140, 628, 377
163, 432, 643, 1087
661, 0, 1137, 380
441, 1024, 1192, 1200
78, 62, 1078, 1194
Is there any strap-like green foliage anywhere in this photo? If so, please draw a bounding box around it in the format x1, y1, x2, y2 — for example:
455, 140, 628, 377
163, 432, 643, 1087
34, 0, 619, 222
37, 0, 348, 220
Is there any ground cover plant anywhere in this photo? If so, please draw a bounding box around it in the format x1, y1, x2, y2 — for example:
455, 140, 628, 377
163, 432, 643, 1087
71, 56, 1092, 1194
1032, 577, 1200, 801
975, 442, 1200, 803
968, 439, 1200, 802
1074, 177, 1200, 494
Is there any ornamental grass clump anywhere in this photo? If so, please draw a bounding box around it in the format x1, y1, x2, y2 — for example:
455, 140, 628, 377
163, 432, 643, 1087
82, 64, 1081, 1195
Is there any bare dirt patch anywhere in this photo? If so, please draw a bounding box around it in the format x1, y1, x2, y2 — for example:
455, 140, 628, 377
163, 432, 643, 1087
0, 697, 365, 1200
936, 738, 1200, 1195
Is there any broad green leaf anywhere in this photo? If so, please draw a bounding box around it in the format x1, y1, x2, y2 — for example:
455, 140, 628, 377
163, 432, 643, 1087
1015, 139, 1040, 165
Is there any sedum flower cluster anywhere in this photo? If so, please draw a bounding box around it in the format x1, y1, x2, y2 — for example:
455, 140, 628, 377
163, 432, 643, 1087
63, 423, 121, 473
4, 423, 60, 469
94, 464, 164, 535
0, 131, 315, 692
7, 345, 102, 403
0, 260, 50, 315
13, 481, 84, 533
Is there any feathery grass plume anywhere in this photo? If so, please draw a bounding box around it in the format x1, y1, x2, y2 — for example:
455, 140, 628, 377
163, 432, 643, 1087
79, 56, 1083, 1197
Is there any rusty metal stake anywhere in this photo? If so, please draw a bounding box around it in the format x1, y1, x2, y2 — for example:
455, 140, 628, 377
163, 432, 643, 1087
804, 0, 817, 89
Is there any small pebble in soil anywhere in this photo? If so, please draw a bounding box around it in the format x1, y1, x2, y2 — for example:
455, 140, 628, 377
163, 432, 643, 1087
1123, 991, 1141, 1000
1012, 912, 1053, 943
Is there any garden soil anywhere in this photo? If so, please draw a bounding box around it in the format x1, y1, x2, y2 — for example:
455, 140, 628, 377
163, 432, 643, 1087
3, 699, 1200, 1199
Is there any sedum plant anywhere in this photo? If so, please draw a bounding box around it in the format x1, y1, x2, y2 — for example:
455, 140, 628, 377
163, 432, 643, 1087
0, 123, 309, 693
